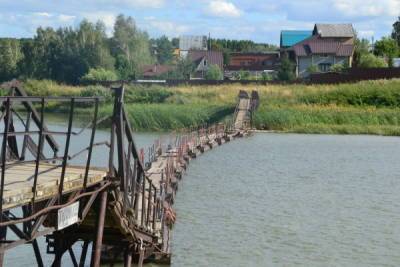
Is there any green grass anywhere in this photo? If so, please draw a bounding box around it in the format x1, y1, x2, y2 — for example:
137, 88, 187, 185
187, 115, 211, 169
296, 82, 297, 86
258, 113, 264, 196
3, 78, 400, 135
97, 104, 234, 131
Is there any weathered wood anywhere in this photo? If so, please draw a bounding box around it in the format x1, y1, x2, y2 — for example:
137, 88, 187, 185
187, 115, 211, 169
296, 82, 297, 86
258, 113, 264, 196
1, 163, 106, 210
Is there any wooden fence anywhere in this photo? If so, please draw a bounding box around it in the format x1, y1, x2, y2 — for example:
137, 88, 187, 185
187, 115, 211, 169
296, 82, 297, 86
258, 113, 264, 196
309, 68, 400, 84
80, 68, 400, 87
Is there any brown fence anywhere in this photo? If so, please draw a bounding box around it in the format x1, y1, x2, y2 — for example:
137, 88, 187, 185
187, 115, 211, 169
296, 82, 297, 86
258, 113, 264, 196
80, 68, 400, 87
309, 68, 400, 84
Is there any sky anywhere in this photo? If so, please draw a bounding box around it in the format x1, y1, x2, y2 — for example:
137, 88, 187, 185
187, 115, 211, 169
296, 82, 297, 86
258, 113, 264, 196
0, 0, 398, 45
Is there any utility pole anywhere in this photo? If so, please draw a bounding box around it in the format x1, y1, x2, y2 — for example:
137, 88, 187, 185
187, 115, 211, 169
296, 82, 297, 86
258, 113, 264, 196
209, 32, 211, 51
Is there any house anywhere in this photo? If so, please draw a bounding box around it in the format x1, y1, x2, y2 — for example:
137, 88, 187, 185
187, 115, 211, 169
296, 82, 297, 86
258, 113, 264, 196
225, 52, 280, 79
284, 24, 355, 77
142, 64, 175, 79
188, 50, 224, 79
179, 35, 208, 57
280, 30, 312, 48
393, 58, 400, 68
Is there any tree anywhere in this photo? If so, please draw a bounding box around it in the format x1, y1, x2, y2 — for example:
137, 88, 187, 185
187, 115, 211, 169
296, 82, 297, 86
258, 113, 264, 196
392, 16, 400, 46
358, 53, 388, 68
277, 53, 295, 81
167, 57, 195, 79
171, 37, 179, 48
0, 39, 23, 82
374, 37, 399, 67
353, 38, 370, 67
76, 20, 115, 71
111, 14, 154, 79
205, 64, 223, 80
155, 36, 174, 64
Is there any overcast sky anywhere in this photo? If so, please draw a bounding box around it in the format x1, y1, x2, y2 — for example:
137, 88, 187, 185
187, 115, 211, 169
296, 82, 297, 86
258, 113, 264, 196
0, 0, 398, 44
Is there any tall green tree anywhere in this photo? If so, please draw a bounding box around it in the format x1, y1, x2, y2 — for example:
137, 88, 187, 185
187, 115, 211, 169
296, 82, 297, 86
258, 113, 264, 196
0, 38, 23, 81
392, 16, 400, 46
277, 53, 295, 81
76, 20, 115, 71
374, 37, 399, 67
353, 38, 370, 67
155, 36, 174, 64
111, 14, 154, 79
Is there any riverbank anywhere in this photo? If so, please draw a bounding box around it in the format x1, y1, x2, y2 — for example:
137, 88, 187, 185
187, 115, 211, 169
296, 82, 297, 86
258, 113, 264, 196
4, 78, 400, 135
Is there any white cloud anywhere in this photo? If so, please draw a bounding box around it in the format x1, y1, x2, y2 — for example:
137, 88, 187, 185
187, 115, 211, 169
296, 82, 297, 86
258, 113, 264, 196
58, 14, 76, 23
207, 0, 242, 18
82, 12, 116, 35
32, 12, 52, 18
333, 0, 400, 17
143, 17, 190, 36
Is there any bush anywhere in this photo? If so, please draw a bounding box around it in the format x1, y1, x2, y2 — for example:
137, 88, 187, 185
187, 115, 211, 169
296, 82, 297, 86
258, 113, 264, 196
81, 68, 118, 82
277, 54, 296, 81
358, 54, 388, 68
330, 63, 346, 73
307, 64, 319, 74
205, 64, 223, 80
23, 79, 82, 96
79, 85, 112, 102
124, 85, 173, 103
261, 72, 273, 81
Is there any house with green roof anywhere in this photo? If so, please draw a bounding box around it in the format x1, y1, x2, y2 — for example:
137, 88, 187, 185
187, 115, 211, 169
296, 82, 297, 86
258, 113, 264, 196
280, 24, 355, 78
280, 30, 313, 48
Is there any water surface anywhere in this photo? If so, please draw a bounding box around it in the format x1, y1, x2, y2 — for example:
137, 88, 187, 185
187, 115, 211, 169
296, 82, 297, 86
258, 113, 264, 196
171, 133, 400, 267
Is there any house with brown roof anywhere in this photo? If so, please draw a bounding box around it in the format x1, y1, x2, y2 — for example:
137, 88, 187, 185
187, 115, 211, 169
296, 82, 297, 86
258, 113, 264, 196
142, 64, 175, 79
284, 24, 355, 77
225, 52, 279, 79
188, 50, 224, 79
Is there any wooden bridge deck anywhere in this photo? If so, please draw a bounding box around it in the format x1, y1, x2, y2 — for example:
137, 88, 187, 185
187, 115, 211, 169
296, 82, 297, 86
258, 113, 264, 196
1, 163, 107, 210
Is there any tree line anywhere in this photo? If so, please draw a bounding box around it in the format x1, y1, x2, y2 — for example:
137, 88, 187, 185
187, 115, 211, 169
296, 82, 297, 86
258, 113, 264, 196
0, 15, 155, 84
0, 15, 399, 84
0, 14, 280, 84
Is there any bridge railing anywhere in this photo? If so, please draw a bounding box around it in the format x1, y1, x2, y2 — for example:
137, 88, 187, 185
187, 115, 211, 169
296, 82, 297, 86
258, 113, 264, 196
0, 94, 101, 217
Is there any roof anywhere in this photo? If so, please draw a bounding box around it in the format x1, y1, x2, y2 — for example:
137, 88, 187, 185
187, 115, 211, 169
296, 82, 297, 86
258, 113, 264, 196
291, 35, 354, 57
142, 64, 175, 77
313, 24, 355, 38
230, 52, 279, 57
188, 50, 224, 69
225, 65, 277, 71
280, 30, 313, 47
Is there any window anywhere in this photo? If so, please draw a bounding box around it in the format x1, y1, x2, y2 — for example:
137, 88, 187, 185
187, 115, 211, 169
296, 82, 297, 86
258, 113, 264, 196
318, 63, 331, 72
204, 60, 207, 66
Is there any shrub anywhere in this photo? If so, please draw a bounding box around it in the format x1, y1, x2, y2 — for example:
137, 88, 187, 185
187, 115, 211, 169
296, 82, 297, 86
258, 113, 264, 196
205, 64, 223, 80
330, 63, 346, 73
124, 85, 173, 103
358, 54, 388, 68
80, 85, 112, 102
307, 64, 319, 74
81, 68, 118, 82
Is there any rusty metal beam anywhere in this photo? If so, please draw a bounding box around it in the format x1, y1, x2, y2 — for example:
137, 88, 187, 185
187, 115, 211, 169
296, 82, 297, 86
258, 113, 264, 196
91, 190, 107, 267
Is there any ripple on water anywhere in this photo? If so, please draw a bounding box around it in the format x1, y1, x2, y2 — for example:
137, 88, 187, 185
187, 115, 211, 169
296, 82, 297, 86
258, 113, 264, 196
172, 134, 400, 267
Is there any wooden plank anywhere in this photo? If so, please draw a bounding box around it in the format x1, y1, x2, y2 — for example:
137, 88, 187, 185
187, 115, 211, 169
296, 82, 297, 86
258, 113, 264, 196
1, 163, 107, 210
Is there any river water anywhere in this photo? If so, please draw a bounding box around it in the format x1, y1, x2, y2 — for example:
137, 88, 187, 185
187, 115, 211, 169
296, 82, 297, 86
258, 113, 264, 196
4, 127, 400, 266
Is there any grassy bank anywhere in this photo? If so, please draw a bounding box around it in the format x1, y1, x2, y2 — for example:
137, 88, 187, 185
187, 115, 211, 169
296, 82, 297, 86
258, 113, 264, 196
3, 79, 400, 135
